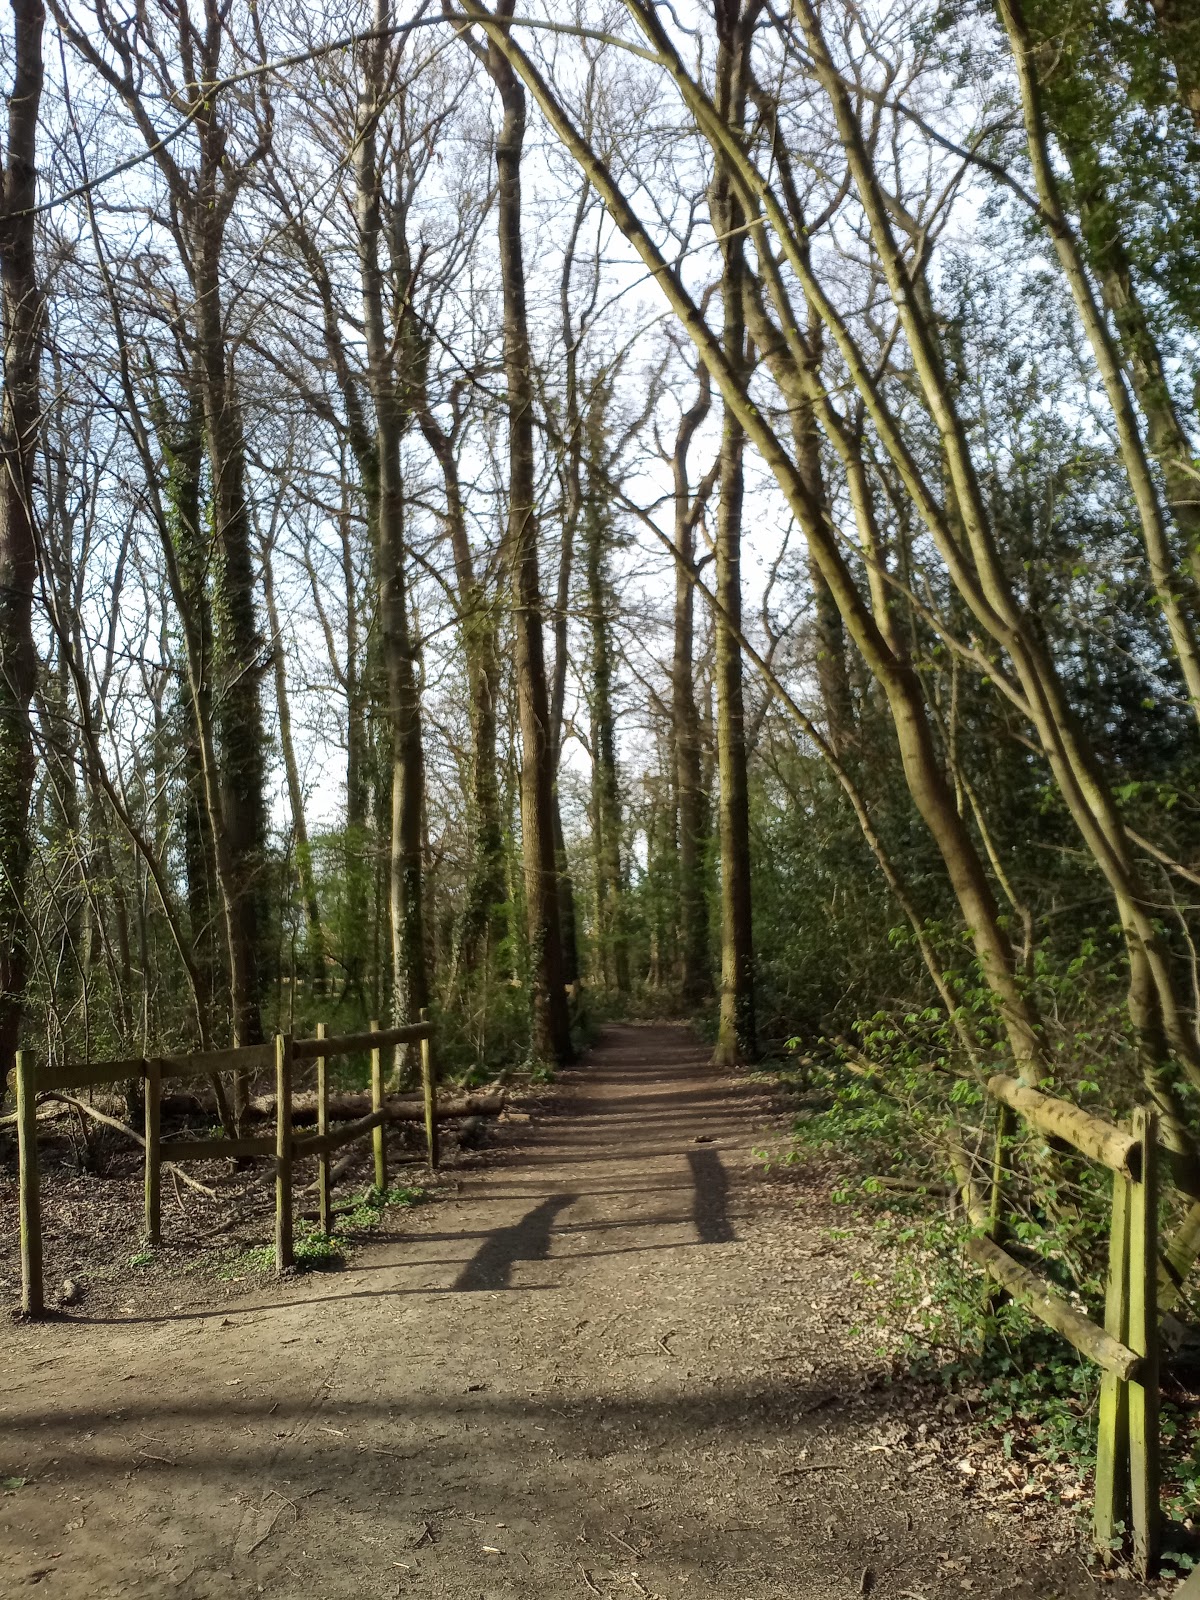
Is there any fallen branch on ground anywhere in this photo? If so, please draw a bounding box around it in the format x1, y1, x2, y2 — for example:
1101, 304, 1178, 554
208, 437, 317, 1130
42, 1092, 218, 1197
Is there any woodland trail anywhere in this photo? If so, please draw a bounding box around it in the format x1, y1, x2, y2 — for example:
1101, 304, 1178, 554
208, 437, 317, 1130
3, 1025, 1143, 1599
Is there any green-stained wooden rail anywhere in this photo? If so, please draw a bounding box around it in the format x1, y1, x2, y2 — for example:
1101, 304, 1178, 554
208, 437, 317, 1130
975, 1082, 1161, 1579
986, 1075, 1140, 1179
11, 1018, 439, 1306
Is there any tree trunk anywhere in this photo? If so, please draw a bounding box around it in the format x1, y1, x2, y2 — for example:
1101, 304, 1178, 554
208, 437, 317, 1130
416, 402, 507, 977
339, 493, 371, 1006
481, 7, 573, 1062
671, 374, 714, 1007
0, 0, 45, 1076
711, 0, 757, 1066
583, 420, 629, 994
712, 388, 757, 1065
355, 0, 429, 1048
262, 539, 325, 994
549, 187, 589, 993
791, 385, 855, 753
192, 216, 267, 1067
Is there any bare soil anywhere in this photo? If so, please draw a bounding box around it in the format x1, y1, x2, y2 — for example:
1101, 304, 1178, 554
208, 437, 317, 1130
1, 1024, 1161, 1598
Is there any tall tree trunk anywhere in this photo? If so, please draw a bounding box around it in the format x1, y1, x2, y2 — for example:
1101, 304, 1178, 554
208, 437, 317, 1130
339, 493, 371, 1006
671, 372, 715, 1007
159, 398, 223, 1037
479, 3, 573, 1062
356, 0, 429, 1047
711, 0, 757, 1066
0, 0, 45, 1076
582, 437, 628, 994
193, 217, 267, 1065
262, 540, 325, 994
548, 190, 591, 993
51, 1, 271, 1074
712, 391, 756, 1064
417, 401, 507, 977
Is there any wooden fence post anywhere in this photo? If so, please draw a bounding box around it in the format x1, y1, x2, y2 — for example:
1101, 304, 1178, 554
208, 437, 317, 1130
1094, 1171, 1131, 1563
370, 1020, 386, 1194
1128, 1106, 1159, 1580
16, 1051, 43, 1318
144, 1058, 162, 1247
275, 1034, 294, 1272
419, 1008, 439, 1172
316, 1021, 331, 1235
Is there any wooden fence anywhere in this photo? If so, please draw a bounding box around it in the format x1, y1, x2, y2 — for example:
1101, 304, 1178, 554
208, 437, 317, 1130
965, 1074, 1199, 1579
13, 1017, 438, 1320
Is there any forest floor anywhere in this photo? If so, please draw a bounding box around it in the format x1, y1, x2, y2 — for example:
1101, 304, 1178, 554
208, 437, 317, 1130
1, 1023, 1168, 1599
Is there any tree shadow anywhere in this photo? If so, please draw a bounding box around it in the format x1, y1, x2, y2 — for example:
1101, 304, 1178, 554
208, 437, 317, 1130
687, 1145, 734, 1243
452, 1192, 578, 1290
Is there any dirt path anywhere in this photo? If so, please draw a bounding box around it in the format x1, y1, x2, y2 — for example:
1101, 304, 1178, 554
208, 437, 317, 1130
3, 1025, 1143, 1598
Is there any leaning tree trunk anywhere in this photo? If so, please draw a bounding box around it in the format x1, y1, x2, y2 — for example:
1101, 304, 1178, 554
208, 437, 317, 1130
0, 0, 45, 1078
482, 10, 573, 1063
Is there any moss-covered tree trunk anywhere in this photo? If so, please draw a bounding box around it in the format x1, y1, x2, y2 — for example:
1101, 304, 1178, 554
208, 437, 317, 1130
583, 416, 629, 995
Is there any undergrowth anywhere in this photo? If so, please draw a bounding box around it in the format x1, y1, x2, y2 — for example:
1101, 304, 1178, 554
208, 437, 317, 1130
218, 1182, 427, 1279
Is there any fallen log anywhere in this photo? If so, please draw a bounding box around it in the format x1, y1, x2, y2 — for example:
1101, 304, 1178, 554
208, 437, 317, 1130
245, 1088, 506, 1124
40, 1093, 218, 1197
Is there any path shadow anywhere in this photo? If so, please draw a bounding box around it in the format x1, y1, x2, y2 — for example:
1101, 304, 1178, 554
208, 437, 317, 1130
452, 1192, 577, 1290
687, 1145, 734, 1243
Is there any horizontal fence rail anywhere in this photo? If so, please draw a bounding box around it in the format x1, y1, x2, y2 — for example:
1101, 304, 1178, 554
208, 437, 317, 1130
11, 1015, 443, 1318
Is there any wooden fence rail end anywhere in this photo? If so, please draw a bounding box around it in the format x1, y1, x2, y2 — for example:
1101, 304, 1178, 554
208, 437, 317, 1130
965, 1234, 1141, 1381
986, 1076, 1140, 1179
